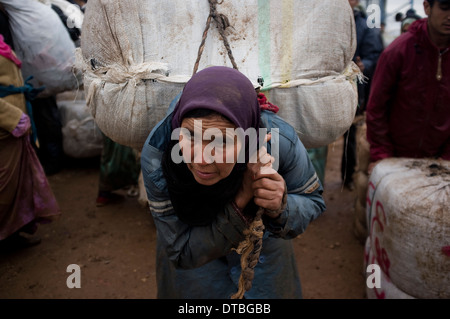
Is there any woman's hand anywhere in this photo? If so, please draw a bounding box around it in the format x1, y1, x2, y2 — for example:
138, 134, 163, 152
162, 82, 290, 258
251, 165, 286, 217
234, 134, 286, 218
11, 112, 31, 138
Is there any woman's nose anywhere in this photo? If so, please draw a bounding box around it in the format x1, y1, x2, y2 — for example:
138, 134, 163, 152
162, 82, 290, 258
193, 141, 214, 164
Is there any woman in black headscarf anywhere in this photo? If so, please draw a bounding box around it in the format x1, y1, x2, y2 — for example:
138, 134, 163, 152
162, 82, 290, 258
141, 66, 325, 299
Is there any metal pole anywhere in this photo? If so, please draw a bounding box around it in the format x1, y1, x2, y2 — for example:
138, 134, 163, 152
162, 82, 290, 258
380, 0, 386, 24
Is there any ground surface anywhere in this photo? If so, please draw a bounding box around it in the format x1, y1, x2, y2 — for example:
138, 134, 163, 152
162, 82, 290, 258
0, 137, 367, 299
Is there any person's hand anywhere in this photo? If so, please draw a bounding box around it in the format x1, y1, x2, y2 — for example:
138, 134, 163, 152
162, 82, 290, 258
355, 56, 365, 73
11, 113, 31, 138
251, 164, 286, 218
235, 134, 286, 218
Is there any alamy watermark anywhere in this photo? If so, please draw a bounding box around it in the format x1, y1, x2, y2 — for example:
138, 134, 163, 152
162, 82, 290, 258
366, 264, 381, 289
366, 4, 382, 29
65, 263, 381, 290
170, 120, 280, 171
66, 264, 81, 288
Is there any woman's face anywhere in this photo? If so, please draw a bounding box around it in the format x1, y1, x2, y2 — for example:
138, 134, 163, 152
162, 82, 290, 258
179, 114, 242, 186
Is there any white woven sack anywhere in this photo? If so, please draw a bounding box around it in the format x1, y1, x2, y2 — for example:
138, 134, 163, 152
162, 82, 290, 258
77, 0, 358, 150
366, 158, 450, 299
0, 0, 82, 97
364, 237, 415, 299
268, 70, 358, 149
57, 97, 103, 158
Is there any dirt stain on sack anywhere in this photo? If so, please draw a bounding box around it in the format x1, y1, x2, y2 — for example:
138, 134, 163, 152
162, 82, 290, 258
407, 161, 450, 178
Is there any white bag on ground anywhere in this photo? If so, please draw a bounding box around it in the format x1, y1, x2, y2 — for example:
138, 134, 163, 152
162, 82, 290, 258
366, 158, 450, 299
364, 237, 415, 299
77, 0, 358, 150
57, 91, 103, 158
0, 0, 82, 97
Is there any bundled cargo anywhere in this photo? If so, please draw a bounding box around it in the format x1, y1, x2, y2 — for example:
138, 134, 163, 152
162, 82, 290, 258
56, 91, 103, 158
0, 0, 82, 97
366, 158, 450, 299
77, 0, 359, 150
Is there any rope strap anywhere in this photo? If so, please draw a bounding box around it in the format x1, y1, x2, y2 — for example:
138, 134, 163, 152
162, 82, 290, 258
231, 208, 265, 299
231, 186, 288, 299
193, 0, 238, 75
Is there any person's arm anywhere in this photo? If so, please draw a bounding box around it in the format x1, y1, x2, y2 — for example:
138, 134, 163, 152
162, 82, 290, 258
366, 48, 400, 163
0, 55, 26, 135
260, 131, 326, 239
231, 126, 325, 239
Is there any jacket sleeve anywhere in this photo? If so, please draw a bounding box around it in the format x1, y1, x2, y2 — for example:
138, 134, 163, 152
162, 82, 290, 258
366, 48, 400, 162
0, 97, 23, 133
0, 56, 24, 133
262, 130, 326, 239
141, 143, 248, 270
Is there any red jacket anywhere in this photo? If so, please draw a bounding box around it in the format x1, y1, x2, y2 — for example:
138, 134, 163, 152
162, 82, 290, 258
366, 19, 450, 162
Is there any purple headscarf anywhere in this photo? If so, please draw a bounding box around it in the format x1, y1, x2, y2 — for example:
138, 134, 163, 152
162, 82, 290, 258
171, 66, 260, 132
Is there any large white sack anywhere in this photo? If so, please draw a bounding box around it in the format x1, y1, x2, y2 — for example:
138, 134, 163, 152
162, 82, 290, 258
77, 0, 358, 150
0, 0, 82, 97
364, 237, 415, 299
366, 158, 450, 299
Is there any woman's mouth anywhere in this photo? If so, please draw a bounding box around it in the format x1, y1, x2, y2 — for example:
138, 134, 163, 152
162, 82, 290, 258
194, 170, 216, 180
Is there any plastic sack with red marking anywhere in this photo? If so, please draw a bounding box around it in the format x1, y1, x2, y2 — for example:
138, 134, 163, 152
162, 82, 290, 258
366, 158, 450, 299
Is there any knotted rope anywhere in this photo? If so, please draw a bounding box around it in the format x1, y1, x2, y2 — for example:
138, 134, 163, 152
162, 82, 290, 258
192, 0, 238, 75
229, 96, 284, 299
231, 208, 265, 299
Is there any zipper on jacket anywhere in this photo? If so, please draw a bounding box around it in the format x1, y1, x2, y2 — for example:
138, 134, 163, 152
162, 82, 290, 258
437, 48, 448, 81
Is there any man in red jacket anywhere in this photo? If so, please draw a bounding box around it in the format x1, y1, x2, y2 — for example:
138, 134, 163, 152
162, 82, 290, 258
366, 0, 450, 173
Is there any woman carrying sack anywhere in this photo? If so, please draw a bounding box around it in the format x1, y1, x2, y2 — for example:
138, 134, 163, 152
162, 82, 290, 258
141, 66, 326, 299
